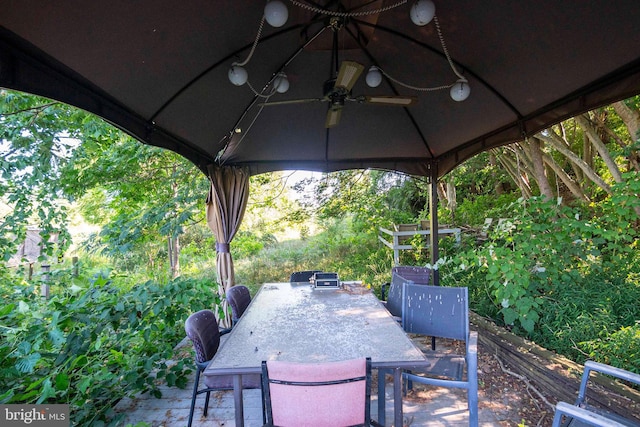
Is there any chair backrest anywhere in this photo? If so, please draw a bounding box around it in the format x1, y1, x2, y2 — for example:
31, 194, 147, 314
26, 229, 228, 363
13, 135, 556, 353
185, 309, 221, 363
262, 357, 372, 427
289, 270, 322, 283
385, 272, 408, 317
226, 285, 251, 325
384, 266, 432, 317
392, 265, 432, 285
402, 283, 469, 342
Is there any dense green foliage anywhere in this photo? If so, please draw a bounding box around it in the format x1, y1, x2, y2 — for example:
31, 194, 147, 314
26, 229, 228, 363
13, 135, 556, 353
0, 89, 209, 274
442, 174, 640, 367
0, 265, 219, 426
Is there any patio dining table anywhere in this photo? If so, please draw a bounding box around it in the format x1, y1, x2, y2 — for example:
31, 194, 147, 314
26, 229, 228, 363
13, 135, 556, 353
203, 281, 429, 426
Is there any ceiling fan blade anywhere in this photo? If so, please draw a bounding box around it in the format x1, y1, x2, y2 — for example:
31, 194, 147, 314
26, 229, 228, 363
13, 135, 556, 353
335, 61, 364, 91
363, 95, 418, 106
325, 108, 342, 128
259, 98, 325, 107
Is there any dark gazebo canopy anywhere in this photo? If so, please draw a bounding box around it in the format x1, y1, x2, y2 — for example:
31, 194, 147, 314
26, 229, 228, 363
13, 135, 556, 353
2, 0, 640, 179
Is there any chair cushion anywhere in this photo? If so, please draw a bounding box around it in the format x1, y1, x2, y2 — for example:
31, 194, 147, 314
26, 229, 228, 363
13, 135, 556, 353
266, 358, 367, 426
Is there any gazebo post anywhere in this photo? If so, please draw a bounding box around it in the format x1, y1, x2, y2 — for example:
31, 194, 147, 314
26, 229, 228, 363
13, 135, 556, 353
429, 161, 440, 286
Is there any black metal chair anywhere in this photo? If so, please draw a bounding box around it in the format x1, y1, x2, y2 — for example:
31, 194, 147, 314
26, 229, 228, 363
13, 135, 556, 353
225, 285, 251, 327
184, 309, 261, 427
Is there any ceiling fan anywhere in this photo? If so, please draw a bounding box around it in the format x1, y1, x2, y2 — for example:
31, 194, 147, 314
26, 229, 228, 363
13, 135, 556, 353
261, 60, 417, 128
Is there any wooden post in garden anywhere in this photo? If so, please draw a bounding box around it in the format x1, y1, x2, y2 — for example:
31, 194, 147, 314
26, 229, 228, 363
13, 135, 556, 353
72, 256, 79, 277
41, 264, 50, 298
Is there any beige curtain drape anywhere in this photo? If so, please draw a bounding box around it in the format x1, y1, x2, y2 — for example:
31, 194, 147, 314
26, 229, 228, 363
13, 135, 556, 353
206, 164, 250, 326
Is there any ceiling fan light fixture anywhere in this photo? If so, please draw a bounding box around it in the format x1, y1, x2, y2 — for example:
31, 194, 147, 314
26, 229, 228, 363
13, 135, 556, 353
228, 65, 248, 86
450, 78, 470, 101
264, 0, 288, 27
365, 66, 383, 88
273, 72, 289, 93
410, 0, 436, 26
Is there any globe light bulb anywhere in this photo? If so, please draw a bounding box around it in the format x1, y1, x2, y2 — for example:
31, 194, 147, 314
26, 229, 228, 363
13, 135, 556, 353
450, 78, 470, 102
228, 65, 248, 86
273, 72, 289, 93
410, 0, 436, 26
264, 0, 288, 28
365, 66, 383, 88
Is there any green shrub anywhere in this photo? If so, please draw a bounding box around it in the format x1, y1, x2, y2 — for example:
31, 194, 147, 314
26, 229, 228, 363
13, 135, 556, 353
454, 193, 519, 226
0, 270, 222, 426
446, 180, 640, 336
580, 324, 640, 373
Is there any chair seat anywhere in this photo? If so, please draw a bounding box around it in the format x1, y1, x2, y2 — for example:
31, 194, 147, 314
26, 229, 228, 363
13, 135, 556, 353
203, 372, 262, 389
413, 353, 465, 381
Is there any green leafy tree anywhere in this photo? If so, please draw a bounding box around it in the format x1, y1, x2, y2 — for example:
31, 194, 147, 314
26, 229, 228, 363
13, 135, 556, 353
0, 90, 84, 261
1, 89, 209, 275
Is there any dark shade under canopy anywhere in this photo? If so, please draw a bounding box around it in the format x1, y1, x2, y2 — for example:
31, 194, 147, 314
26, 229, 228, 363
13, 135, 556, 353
1, 0, 640, 178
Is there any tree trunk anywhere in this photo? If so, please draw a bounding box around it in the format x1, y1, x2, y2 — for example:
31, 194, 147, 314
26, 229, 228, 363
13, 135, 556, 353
576, 114, 623, 183
582, 132, 592, 180
497, 150, 533, 198
169, 172, 181, 278
489, 152, 505, 195
541, 151, 589, 202
536, 131, 612, 195
613, 101, 640, 142
168, 236, 180, 279
446, 179, 457, 222
528, 137, 554, 199
555, 122, 585, 183
612, 101, 640, 171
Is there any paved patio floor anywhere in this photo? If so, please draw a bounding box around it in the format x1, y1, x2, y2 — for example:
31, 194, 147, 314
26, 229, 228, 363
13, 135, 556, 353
114, 337, 502, 426
114, 376, 501, 427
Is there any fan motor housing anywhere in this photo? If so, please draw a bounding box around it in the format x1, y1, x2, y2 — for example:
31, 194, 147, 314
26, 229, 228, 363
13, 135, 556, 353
324, 78, 347, 107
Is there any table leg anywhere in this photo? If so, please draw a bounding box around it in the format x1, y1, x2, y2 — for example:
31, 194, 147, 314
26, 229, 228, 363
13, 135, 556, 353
394, 368, 403, 427
233, 375, 244, 427
377, 368, 386, 426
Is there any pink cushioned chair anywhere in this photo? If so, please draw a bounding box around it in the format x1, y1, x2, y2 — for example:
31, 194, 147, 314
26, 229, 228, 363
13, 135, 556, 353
261, 357, 382, 427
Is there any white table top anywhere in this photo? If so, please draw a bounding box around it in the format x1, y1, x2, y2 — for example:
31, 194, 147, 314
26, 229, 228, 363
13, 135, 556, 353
205, 282, 427, 375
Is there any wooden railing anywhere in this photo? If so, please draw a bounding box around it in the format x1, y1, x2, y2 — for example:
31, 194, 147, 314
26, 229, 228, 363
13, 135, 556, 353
378, 226, 461, 265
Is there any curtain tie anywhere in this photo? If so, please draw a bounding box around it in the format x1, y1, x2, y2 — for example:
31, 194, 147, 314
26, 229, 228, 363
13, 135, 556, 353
216, 243, 230, 253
